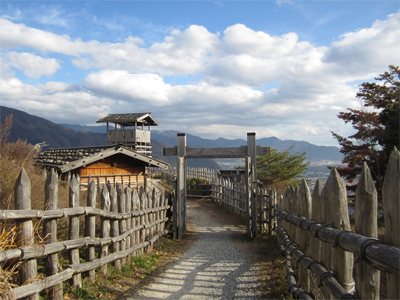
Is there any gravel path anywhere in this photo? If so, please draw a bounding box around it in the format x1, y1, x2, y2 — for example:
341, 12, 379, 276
126, 198, 266, 299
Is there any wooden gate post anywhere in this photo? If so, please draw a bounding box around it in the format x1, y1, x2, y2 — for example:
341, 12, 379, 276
247, 132, 257, 238
163, 132, 269, 240
245, 155, 252, 239
177, 133, 187, 239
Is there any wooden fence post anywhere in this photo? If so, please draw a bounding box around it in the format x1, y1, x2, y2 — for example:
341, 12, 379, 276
382, 147, 400, 299
109, 183, 121, 270
355, 162, 379, 299
125, 186, 132, 259
132, 189, 140, 253
100, 184, 111, 275
268, 189, 273, 234
287, 186, 296, 241
321, 174, 333, 274
309, 178, 323, 298
15, 168, 39, 300
271, 189, 277, 232
160, 192, 167, 233
324, 168, 355, 293
44, 168, 63, 300
298, 179, 312, 292
117, 184, 127, 265
139, 188, 147, 254
69, 175, 82, 288
85, 180, 97, 282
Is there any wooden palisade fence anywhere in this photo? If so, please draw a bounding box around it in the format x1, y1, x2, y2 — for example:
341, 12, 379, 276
0, 168, 171, 300
160, 167, 277, 236
210, 177, 277, 234
277, 147, 400, 299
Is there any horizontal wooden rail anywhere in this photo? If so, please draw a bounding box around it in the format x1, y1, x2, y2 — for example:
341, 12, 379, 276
277, 225, 357, 300
283, 250, 313, 300
0, 206, 169, 220
279, 210, 400, 276
9, 229, 168, 299
0, 217, 168, 263
4, 168, 173, 300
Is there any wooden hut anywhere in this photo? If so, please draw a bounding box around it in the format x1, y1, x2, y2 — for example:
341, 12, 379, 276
36, 145, 169, 190
96, 113, 158, 156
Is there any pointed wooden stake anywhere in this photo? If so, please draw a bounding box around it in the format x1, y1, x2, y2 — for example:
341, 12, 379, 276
383, 147, 400, 299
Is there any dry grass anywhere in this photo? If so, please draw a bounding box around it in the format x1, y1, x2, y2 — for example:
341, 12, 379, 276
63, 237, 193, 299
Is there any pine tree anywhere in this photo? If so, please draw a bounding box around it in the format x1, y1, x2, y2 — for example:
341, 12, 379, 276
256, 147, 309, 195
332, 65, 399, 193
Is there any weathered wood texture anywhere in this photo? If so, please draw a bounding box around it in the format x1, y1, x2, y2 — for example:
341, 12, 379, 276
43, 169, 63, 300
355, 162, 379, 299
382, 148, 400, 299
277, 148, 400, 299
4, 168, 172, 300
15, 169, 39, 300
163, 145, 270, 158
160, 166, 277, 238
68, 176, 82, 288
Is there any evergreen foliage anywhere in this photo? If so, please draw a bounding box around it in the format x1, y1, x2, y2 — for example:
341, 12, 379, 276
256, 147, 309, 195
332, 65, 399, 192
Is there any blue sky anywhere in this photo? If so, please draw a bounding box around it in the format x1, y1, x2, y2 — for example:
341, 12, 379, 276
1, 1, 399, 146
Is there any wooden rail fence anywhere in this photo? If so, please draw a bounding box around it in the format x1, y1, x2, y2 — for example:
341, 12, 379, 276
0, 168, 172, 300
210, 176, 277, 235
158, 167, 277, 235
277, 147, 400, 299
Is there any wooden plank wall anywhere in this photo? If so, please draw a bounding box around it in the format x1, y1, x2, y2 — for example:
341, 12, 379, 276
1, 169, 172, 300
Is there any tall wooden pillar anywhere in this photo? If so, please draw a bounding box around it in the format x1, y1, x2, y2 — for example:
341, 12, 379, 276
246, 133, 257, 238
177, 133, 187, 239
245, 155, 252, 239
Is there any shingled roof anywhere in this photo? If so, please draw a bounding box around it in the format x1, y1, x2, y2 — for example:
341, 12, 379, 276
96, 113, 159, 127
36, 145, 168, 173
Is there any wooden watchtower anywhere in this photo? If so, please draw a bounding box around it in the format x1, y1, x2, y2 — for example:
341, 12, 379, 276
96, 113, 158, 156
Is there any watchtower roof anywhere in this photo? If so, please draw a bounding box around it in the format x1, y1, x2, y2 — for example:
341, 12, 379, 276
96, 113, 159, 127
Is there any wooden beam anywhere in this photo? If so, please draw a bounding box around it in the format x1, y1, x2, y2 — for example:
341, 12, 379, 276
163, 145, 270, 159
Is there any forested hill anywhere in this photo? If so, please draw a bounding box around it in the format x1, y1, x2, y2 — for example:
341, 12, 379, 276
1, 105, 342, 165
150, 131, 343, 162
0, 106, 219, 168
1, 106, 106, 148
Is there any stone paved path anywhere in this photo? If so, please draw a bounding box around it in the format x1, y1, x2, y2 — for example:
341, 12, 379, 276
125, 198, 266, 299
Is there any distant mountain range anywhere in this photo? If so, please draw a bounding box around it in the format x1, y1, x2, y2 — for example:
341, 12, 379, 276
57, 125, 343, 162
1, 106, 343, 169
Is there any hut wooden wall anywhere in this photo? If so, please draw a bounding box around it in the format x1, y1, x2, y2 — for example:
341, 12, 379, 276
78, 155, 148, 190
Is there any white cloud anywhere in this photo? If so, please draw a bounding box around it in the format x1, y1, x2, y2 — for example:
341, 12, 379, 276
222, 24, 298, 58
82, 70, 173, 105
5, 52, 60, 78
35, 6, 69, 28
0, 10, 399, 146
323, 11, 400, 79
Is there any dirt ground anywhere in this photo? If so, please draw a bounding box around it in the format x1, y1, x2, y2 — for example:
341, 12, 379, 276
67, 198, 289, 299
